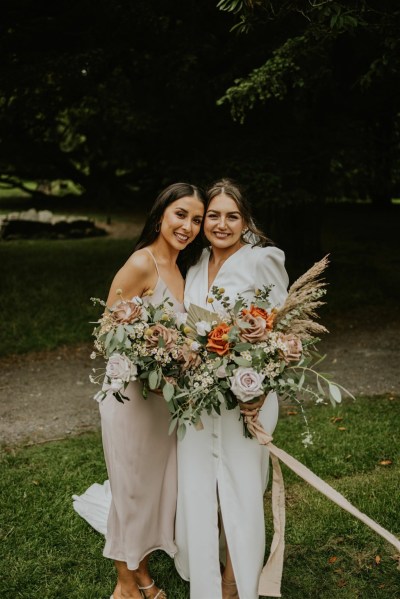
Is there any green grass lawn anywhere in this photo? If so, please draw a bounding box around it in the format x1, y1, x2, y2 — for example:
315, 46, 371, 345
0, 238, 133, 355
0, 396, 399, 598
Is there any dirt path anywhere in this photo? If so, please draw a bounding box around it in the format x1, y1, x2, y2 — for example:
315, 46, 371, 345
1, 315, 398, 447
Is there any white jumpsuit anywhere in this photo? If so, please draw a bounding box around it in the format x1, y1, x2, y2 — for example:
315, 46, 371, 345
174, 244, 289, 599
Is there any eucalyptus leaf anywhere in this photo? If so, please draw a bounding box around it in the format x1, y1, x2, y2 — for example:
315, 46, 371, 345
329, 383, 342, 404
317, 377, 325, 397
107, 338, 118, 354
148, 370, 159, 390
116, 324, 125, 343
232, 356, 252, 367
234, 342, 252, 352
104, 329, 114, 348
168, 418, 178, 435
163, 382, 175, 402
217, 390, 225, 403
167, 401, 176, 414
177, 423, 187, 441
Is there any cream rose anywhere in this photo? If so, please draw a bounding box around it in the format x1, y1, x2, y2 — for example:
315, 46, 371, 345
195, 320, 212, 336
279, 334, 303, 363
112, 298, 143, 324
229, 367, 265, 402
145, 323, 178, 350
106, 353, 138, 383
237, 313, 270, 343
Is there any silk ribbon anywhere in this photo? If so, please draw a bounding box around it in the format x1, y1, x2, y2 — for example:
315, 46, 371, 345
243, 417, 400, 598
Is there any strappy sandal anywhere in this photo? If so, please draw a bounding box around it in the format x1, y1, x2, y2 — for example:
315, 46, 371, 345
138, 579, 167, 599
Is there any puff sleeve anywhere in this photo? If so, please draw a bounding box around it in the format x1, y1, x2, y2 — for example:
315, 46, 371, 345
254, 246, 289, 308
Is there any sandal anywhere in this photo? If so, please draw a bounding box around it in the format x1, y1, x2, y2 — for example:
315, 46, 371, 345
138, 579, 167, 599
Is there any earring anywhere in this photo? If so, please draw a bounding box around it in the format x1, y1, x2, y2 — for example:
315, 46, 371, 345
155, 222, 161, 233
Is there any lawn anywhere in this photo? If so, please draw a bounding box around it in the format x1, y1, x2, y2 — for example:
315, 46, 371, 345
0, 238, 133, 355
0, 396, 399, 599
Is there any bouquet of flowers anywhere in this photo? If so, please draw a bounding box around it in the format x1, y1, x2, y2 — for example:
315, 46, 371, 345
170, 256, 354, 442
90, 290, 189, 407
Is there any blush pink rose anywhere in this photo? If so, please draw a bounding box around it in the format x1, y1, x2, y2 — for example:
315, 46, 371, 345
145, 324, 178, 350
237, 312, 270, 343
279, 334, 303, 363
179, 343, 202, 369
112, 299, 143, 324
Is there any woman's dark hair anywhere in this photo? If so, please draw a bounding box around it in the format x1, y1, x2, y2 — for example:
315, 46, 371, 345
134, 182, 207, 274
206, 178, 273, 247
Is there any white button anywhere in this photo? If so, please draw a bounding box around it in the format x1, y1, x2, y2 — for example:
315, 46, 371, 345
212, 452, 218, 458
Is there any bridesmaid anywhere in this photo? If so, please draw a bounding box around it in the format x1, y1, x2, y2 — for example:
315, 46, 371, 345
100, 183, 205, 599
174, 179, 289, 599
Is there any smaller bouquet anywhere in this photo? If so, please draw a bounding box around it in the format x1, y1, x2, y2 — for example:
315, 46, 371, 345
171, 256, 354, 442
90, 290, 187, 405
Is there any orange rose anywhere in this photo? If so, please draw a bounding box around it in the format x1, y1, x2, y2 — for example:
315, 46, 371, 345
206, 324, 231, 356
243, 305, 275, 330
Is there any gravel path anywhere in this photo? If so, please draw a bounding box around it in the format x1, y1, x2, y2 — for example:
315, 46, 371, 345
0, 318, 398, 447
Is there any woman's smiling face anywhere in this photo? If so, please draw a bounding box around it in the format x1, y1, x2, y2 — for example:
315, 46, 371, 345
159, 195, 204, 250
203, 193, 245, 251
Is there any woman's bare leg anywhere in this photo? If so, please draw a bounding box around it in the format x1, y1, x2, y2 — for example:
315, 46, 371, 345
222, 544, 239, 599
113, 561, 142, 599
113, 555, 166, 599
134, 554, 166, 598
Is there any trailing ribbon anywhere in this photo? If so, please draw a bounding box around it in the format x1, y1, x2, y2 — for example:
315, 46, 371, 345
244, 417, 400, 598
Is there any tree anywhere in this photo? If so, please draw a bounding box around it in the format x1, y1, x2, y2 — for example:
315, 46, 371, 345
0, 0, 256, 204
216, 1, 400, 208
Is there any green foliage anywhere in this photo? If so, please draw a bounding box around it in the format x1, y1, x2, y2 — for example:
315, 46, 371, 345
218, 36, 305, 122
0, 0, 258, 203
216, 0, 400, 207
0, 396, 399, 597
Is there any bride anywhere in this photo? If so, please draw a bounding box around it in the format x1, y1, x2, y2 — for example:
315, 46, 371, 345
174, 179, 289, 599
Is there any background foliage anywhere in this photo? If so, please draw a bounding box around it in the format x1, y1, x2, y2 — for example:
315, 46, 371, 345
1, 1, 399, 239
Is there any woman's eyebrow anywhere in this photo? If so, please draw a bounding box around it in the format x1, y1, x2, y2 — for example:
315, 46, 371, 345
206, 210, 241, 215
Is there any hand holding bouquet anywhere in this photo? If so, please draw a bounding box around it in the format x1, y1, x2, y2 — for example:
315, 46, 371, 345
90, 290, 187, 405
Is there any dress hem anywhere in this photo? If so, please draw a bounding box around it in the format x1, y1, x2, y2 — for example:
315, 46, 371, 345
103, 544, 177, 571
173, 557, 190, 582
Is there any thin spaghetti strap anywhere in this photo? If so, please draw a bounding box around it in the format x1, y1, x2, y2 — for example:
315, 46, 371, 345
142, 247, 160, 275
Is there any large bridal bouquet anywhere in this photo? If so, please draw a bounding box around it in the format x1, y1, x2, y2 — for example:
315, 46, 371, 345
170, 256, 354, 441
90, 290, 188, 405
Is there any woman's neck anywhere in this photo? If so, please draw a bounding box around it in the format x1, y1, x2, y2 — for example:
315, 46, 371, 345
148, 237, 179, 267
210, 241, 244, 266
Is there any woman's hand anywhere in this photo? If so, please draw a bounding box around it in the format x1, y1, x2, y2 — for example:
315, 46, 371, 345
238, 395, 266, 418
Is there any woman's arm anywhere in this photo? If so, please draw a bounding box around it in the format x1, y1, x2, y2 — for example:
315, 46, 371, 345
255, 247, 289, 308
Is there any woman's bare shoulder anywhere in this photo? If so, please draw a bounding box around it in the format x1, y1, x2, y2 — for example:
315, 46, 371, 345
107, 248, 157, 304
124, 248, 155, 275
